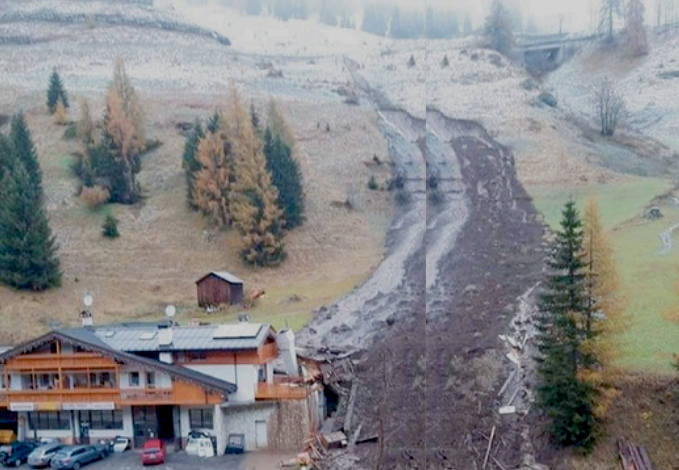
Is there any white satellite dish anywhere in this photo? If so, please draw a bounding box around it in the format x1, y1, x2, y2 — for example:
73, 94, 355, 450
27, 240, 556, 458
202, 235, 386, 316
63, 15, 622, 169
83, 294, 93, 307
165, 305, 176, 318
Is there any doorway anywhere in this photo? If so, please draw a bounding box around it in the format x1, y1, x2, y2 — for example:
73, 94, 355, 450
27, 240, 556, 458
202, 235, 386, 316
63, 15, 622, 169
156, 406, 174, 440
255, 420, 267, 449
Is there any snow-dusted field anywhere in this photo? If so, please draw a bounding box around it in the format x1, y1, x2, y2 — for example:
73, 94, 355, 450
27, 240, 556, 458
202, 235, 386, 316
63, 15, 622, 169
547, 35, 679, 149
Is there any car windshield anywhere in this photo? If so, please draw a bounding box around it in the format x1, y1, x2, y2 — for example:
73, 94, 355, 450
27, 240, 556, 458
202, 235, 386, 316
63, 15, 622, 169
144, 448, 161, 453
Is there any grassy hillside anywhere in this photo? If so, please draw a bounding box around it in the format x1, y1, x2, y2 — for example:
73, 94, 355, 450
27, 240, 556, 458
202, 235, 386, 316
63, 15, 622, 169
529, 176, 679, 374
0, 89, 395, 344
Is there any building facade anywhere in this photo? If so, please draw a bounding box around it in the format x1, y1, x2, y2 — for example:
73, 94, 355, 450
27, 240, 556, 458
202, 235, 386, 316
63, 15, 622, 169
0, 321, 322, 454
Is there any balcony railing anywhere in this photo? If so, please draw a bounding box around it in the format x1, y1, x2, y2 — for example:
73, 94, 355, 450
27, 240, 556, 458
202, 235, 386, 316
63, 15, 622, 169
256, 382, 309, 400
4, 353, 117, 370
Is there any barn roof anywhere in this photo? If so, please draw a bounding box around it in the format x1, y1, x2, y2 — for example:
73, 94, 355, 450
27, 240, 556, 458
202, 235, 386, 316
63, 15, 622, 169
68, 322, 275, 352
0, 330, 237, 395
196, 271, 244, 285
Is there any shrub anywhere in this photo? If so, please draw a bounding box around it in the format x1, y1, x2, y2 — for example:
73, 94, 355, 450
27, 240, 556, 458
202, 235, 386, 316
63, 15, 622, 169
80, 185, 110, 210
102, 214, 119, 238
54, 100, 68, 125
63, 124, 78, 140
368, 175, 378, 190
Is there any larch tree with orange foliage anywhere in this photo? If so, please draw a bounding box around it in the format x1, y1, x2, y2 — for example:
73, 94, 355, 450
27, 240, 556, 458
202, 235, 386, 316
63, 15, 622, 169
192, 131, 234, 227
224, 87, 286, 267
580, 196, 627, 418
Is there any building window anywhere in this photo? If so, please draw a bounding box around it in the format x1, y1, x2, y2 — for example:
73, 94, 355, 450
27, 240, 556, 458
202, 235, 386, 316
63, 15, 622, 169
187, 351, 207, 361
28, 411, 70, 430
130, 372, 140, 387
81, 410, 123, 430
189, 408, 213, 429
146, 372, 155, 389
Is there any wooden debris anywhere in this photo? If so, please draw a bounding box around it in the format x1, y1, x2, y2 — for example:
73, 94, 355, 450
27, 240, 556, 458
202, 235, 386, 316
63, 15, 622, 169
618, 438, 656, 470
482, 425, 496, 470
320, 431, 348, 450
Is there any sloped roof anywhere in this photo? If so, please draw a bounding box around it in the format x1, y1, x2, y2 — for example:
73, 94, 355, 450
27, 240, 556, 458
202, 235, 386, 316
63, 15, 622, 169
79, 322, 274, 352
196, 271, 244, 285
0, 330, 237, 395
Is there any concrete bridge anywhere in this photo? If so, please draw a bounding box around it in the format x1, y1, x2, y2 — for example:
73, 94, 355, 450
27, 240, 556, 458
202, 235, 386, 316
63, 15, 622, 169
515, 32, 597, 72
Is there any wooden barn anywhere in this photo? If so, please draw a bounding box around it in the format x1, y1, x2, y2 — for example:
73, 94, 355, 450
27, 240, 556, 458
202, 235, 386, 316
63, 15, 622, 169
196, 271, 244, 308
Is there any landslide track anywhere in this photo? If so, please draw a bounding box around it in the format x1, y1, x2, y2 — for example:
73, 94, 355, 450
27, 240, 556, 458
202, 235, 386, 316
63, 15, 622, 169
299, 54, 547, 468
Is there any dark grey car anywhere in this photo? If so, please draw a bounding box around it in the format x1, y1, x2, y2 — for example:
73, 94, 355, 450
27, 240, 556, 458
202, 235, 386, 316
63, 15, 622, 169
50, 446, 101, 470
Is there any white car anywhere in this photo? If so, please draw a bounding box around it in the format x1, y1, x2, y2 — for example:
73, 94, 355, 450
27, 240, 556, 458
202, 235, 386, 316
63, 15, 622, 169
184, 437, 214, 458
27, 443, 65, 468
112, 437, 131, 453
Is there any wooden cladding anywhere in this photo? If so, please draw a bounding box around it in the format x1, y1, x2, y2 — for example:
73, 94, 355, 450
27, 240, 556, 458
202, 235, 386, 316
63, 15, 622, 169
181, 343, 278, 365
256, 383, 310, 400
0, 388, 119, 405
4, 353, 117, 371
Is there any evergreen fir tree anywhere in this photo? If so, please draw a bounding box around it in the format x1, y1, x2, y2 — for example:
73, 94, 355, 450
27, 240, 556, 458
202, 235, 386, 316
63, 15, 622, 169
10, 112, 43, 196
0, 134, 12, 182
263, 128, 305, 229
625, 0, 649, 56
0, 160, 62, 290
362, 3, 388, 36
47, 69, 69, 114
483, 0, 515, 56
182, 119, 205, 209
207, 111, 221, 134
250, 101, 262, 138
98, 88, 142, 204
535, 200, 597, 449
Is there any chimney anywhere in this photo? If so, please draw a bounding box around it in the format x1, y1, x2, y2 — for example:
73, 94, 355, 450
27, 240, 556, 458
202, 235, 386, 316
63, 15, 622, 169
276, 329, 299, 377
81, 310, 93, 327
158, 322, 173, 348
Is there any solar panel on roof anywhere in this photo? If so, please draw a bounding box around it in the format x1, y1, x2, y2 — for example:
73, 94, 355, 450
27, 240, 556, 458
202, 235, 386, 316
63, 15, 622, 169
212, 323, 262, 339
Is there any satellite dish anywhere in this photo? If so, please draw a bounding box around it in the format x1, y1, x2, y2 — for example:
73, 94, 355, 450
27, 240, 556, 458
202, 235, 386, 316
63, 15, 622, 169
83, 294, 93, 307
165, 305, 176, 318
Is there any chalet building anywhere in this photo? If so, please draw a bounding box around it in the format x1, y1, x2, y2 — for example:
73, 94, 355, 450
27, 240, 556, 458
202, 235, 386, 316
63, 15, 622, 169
0, 320, 323, 454
196, 272, 245, 308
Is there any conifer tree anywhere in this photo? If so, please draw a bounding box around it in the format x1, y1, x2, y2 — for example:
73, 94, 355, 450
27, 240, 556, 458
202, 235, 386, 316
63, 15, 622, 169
10, 112, 43, 196
111, 57, 146, 151
99, 87, 142, 204
0, 134, 12, 181
224, 88, 286, 266
77, 99, 95, 149
625, 0, 649, 56
263, 100, 305, 229
192, 131, 234, 226
0, 132, 61, 290
535, 201, 596, 449
580, 197, 627, 417
483, 0, 515, 56
182, 119, 205, 209
263, 128, 305, 229
600, 0, 622, 42
47, 69, 69, 114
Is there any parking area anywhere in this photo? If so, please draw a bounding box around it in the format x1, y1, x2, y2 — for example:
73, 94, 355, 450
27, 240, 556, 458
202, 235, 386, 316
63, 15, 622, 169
9, 449, 294, 470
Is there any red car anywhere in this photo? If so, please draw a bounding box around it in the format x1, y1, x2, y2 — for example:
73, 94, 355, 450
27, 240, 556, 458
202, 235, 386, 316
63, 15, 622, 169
141, 439, 166, 466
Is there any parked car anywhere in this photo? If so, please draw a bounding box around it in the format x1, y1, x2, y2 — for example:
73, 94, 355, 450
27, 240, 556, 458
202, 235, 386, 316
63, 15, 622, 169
2, 441, 38, 467
112, 436, 131, 453
27, 443, 65, 468
141, 439, 166, 466
185, 436, 214, 458
50, 445, 101, 470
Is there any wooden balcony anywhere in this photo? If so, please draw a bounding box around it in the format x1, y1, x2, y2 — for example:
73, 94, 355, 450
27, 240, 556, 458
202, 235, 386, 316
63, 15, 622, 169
120, 388, 175, 405
4, 353, 117, 371
256, 382, 309, 400
0, 388, 120, 405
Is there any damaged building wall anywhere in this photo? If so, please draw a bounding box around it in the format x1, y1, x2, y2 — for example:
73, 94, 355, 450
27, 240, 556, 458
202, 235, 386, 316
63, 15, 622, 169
221, 403, 277, 451
267, 392, 323, 450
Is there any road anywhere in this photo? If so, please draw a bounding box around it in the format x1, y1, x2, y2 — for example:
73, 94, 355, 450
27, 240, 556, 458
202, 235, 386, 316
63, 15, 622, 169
12, 449, 291, 470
